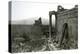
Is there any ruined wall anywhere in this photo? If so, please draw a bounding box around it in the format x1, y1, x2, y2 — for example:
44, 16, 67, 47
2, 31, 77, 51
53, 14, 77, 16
56, 6, 78, 49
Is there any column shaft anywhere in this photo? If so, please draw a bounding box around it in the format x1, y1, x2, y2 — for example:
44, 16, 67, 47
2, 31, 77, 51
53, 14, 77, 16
49, 15, 52, 40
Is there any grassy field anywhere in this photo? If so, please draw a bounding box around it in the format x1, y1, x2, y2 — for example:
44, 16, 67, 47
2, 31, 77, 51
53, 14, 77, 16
10, 24, 50, 52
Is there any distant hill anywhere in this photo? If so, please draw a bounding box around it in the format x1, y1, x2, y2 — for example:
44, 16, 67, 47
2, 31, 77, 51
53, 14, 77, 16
11, 18, 49, 25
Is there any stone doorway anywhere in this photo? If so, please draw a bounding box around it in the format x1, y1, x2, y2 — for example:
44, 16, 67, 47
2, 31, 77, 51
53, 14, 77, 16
60, 23, 69, 49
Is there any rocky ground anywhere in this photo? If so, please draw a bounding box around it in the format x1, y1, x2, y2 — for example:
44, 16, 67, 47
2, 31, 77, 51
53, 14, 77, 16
12, 38, 61, 53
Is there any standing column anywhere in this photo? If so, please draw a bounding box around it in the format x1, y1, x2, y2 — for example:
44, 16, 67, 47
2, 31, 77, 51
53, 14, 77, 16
49, 15, 52, 40
55, 13, 57, 34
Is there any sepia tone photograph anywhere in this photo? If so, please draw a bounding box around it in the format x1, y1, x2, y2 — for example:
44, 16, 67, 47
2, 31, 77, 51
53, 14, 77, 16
9, 1, 78, 53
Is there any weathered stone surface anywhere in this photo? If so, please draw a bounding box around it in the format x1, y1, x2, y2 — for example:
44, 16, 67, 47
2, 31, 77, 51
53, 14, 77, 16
49, 5, 78, 49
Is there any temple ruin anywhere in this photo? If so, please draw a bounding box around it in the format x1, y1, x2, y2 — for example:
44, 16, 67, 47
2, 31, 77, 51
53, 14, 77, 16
49, 5, 78, 49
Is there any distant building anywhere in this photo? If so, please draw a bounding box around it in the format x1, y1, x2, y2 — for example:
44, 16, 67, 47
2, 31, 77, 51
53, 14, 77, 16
49, 5, 78, 49
32, 17, 55, 39
34, 17, 42, 26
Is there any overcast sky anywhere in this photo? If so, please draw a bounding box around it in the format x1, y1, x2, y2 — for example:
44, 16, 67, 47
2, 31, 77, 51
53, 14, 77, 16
11, 1, 75, 25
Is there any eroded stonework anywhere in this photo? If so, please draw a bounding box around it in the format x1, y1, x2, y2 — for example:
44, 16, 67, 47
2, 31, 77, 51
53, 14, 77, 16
49, 5, 78, 49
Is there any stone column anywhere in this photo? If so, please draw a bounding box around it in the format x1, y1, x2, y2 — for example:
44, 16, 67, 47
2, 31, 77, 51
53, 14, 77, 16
49, 11, 57, 40
49, 14, 52, 40
54, 13, 57, 34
